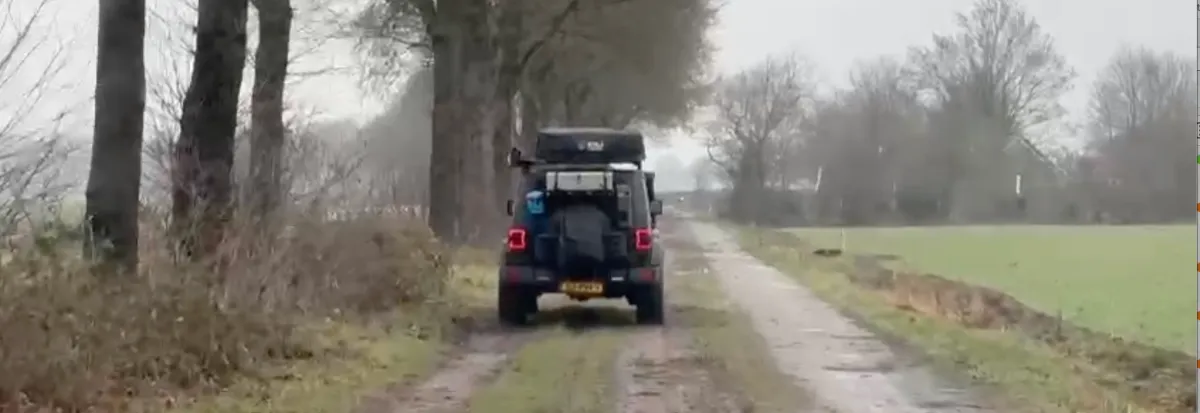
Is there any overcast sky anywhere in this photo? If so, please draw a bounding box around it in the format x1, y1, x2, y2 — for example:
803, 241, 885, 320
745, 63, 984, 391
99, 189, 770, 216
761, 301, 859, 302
0, 0, 1193, 192
649, 0, 1195, 189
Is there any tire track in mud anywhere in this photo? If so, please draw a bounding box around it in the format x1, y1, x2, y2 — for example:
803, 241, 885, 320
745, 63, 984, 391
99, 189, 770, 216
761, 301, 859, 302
355, 328, 536, 413
614, 223, 743, 413
355, 218, 756, 413
354, 300, 633, 413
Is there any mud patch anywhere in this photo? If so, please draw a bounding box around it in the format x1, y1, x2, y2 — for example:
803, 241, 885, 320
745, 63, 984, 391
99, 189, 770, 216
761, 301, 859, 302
763, 229, 1196, 413
615, 327, 742, 413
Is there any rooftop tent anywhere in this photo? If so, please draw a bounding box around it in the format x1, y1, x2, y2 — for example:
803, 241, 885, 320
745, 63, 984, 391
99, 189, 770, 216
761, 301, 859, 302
534, 127, 646, 165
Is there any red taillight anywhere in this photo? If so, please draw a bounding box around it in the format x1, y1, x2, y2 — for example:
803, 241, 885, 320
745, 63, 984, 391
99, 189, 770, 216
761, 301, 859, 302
507, 227, 527, 251
634, 227, 652, 252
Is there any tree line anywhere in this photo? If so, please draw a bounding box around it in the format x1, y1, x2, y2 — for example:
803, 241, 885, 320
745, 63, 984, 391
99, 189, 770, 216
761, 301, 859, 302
83, 0, 717, 271
353, 0, 715, 245
704, 0, 1195, 226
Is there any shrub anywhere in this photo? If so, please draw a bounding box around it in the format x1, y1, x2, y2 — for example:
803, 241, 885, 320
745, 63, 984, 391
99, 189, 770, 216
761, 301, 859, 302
0, 212, 450, 412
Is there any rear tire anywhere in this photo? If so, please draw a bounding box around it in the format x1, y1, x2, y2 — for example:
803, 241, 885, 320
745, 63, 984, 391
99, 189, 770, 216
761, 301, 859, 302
498, 285, 533, 326
634, 283, 664, 325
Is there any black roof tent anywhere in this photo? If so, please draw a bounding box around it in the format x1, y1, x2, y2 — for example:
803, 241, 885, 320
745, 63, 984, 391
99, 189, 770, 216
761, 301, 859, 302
534, 127, 646, 166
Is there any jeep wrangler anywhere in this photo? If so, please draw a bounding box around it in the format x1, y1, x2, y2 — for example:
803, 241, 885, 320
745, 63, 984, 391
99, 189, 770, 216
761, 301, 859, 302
498, 127, 665, 325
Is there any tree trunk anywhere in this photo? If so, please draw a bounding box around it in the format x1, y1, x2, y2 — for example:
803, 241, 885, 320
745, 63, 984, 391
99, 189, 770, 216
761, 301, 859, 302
491, 1, 522, 212
426, 0, 498, 245
518, 90, 541, 150
457, 18, 498, 245
731, 141, 767, 223
246, 0, 292, 233
491, 87, 516, 213
172, 0, 249, 258
85, 0, 147, 273
426, 19, 464, 243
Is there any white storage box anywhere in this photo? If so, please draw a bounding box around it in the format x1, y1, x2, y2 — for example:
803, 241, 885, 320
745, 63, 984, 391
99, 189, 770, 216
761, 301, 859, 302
547, 171, 613, 191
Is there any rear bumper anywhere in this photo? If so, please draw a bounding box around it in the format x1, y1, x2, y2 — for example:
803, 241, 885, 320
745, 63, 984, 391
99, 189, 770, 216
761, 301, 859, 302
499, 266, 660, 295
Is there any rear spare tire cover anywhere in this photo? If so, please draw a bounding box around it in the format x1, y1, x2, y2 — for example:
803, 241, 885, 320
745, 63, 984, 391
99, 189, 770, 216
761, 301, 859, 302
555, 204, 610, 269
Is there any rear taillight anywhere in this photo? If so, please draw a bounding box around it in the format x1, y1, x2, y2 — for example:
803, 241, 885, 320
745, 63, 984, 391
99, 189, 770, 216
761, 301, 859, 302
507, 227, 527, 252
634, 227, 652, 252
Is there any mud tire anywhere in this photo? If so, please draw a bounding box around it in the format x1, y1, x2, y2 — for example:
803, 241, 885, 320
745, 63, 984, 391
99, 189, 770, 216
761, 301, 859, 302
634, 283, 664, 325
498, 284, 534, 326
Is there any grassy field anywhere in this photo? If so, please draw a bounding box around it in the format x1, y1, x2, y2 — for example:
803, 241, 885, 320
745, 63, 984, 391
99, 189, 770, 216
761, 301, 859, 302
780, 225, 1192, 353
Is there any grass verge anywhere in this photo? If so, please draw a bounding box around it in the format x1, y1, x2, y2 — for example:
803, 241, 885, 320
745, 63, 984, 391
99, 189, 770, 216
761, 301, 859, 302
171, 319, 442, 413
736, 226, 1192, 413
173, 263, 497, 413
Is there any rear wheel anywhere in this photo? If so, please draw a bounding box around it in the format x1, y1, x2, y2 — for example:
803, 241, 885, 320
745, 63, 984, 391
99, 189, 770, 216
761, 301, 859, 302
498, 285, 535, 326
634, 283, 664, 325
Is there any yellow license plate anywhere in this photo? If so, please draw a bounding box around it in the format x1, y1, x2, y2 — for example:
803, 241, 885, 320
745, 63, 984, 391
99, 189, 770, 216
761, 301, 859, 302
560, 281, 604, 295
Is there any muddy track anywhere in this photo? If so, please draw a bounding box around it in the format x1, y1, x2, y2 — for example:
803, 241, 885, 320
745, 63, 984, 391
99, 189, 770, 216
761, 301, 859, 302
615, 327, 740, 413
354, 329, 534, 413
353, 297, 636, 413
357, 216, 998, 413
613, 224, 743, 413
687, 220, 994, 413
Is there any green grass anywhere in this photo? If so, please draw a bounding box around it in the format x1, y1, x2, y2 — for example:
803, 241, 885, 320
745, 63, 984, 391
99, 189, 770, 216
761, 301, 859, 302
782, 225, 1192, 352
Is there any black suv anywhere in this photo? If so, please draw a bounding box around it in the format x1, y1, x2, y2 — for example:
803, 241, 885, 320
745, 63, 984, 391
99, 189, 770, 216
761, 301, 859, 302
499, 127, 665, 325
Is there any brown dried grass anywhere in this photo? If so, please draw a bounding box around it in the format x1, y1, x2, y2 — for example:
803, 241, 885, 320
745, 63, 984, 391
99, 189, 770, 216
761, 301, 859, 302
0, 211, 454, 412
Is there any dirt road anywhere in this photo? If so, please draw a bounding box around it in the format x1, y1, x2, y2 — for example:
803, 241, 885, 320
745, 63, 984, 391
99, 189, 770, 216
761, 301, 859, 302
687, 220, 993, 413
355, 217, 994, 413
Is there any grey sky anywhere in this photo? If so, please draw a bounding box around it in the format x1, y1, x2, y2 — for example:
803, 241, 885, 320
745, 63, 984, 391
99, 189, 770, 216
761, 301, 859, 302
1, 0, 1193, 192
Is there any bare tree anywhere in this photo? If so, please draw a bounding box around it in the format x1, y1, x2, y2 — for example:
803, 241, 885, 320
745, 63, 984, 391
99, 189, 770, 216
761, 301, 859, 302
523, 0, 715, 129
1081, 46, 1195, 222
802, 58, 932, 224
140, 1, 195, 206
358, 67, 431, 215
245, 0, 293, 231
704, 53, 815, 223
907, 0, 1074, 221
171, 0, 249, 258
85, 0, 146, 271
0, 0, 75, 241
